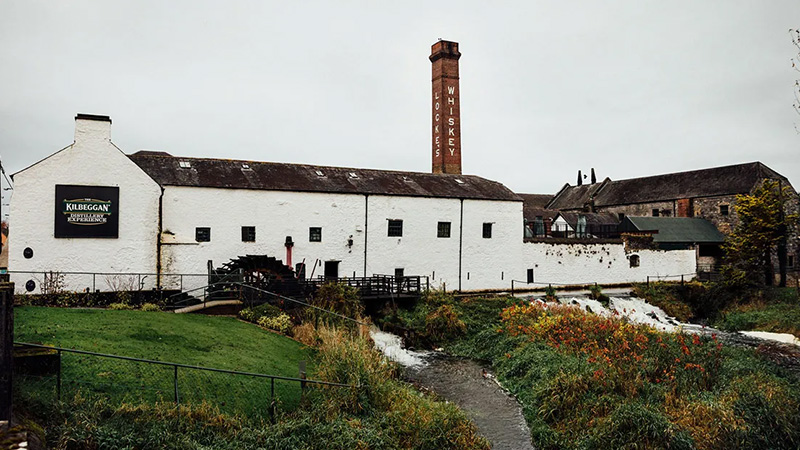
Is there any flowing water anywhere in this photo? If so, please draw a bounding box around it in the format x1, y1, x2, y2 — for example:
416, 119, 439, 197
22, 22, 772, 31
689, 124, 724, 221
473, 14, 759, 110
370, 327, 535, 450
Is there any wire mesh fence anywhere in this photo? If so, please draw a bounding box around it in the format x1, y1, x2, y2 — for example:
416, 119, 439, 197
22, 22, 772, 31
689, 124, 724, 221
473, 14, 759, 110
13, 342, 351, 420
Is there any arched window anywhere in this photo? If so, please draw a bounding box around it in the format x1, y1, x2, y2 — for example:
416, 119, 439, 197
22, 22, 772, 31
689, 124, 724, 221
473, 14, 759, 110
629, 254, 640, 268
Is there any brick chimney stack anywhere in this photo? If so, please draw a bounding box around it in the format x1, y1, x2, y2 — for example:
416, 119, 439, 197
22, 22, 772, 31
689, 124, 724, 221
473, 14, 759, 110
430, 40, 462, 174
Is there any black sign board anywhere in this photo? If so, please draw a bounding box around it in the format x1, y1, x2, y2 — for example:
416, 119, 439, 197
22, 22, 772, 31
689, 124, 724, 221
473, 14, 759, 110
54, 185, 119, 238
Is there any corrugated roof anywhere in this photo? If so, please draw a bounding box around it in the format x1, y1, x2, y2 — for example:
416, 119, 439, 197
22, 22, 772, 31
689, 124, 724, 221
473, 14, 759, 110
128, 152, 522, 201
548, 162, 789, 210
620, 217, 725, 243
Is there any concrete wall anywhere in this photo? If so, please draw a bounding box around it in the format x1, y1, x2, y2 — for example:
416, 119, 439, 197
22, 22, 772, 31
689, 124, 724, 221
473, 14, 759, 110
521, 241, 696, 286
10, 118, 162, 294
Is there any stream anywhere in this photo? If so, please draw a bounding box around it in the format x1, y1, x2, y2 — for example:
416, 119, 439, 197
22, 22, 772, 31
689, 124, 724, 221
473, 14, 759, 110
370, 294, 800, 449
370, 328, 535, 450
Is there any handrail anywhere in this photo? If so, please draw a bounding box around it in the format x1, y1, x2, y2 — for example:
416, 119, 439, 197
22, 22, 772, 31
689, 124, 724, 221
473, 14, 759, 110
233, 282, 367, 326
14, 342, 354, 388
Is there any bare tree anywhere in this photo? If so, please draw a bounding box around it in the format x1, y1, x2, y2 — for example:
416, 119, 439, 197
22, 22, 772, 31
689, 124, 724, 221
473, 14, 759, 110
792, 28, 800, 133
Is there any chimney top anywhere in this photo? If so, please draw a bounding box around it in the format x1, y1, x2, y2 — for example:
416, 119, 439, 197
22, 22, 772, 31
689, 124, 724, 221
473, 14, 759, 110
429, 40, 461, 63
75, 113, 111, 124
74, 113, 112, 143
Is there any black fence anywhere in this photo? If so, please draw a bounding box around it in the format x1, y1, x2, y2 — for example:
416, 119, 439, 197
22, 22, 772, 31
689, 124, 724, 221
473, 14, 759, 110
13, 342, 352, 420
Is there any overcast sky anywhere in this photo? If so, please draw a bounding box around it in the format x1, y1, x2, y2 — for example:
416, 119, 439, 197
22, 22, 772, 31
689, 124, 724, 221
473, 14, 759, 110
1, 1, 799, 219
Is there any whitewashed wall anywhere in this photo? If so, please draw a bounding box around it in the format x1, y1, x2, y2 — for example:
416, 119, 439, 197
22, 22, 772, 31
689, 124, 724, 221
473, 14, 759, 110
521, 241, 696, 286
161, 186, 523, 292
10, 118, 162, 294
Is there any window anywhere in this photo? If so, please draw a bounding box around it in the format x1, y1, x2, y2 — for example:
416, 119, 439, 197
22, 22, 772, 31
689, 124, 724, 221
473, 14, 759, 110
652, 209, 660, 217
527, 268, 534, 283
309, 227, 322, 242
241, 226, 256, 242
388, 220, 403, 237
533, 216, 545, 237
788, 255, 795, 268
195, 227, 210, 242
630, 254, 640, 268
179, 161, 191, 168
482, 222, 493, 239
662, 210, 671, 217
618, 213, 625, 221
720, 205, 729, 216
437, 221, 451, 238
395, 268, 405, 279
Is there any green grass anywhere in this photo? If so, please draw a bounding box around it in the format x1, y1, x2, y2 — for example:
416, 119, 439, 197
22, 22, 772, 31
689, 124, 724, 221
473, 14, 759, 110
715, 302, 800, 338
14, 307, 314, 417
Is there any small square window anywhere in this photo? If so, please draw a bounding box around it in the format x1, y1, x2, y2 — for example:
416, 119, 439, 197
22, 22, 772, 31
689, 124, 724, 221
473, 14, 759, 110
618, 213, 625, 221
309, 227, 322, 242
195, 227, 210, 242
388, 220, 403, 237
720, 205, 729, 216
652, 209, 660, 217
241, 226, 256, 242
179, 161, 191, 168
482, 223, 493, 239
437, 221, 451, 238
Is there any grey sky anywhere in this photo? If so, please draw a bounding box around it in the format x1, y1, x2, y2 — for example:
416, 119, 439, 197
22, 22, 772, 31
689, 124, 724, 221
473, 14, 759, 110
1, 1, 799, 219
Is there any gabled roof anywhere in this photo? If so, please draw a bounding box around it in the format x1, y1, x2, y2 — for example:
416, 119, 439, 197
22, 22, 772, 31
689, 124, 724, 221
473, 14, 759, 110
517, 193, 558, 221
128, 152, 522, 201
547, 181, 607, 211
555, 211, 620, 228
620, 217, 724, 244
547, 162, 789, 210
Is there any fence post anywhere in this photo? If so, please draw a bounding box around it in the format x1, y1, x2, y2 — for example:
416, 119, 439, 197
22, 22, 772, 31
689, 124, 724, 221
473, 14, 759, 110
647, 276, 650, 287
299, 360, 307, 401
173, 365, 179, 404
56, 349, 62, 401
92, 273, 96, 292
681, 275, 685, 286
270, 378, 276, 422
0, 281, 14, 422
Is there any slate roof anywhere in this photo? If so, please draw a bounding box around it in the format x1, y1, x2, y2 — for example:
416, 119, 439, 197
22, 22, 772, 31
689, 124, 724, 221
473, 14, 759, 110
619, 217, 725, 244
555, 211, 620, 229
547, 162, 789, 210
518, 193, 558, 221
128, 152, 522, 201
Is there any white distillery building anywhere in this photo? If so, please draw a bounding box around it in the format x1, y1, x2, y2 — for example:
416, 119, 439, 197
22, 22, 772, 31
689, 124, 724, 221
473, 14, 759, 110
8, 41, 697, 294
9, 114, 524, 294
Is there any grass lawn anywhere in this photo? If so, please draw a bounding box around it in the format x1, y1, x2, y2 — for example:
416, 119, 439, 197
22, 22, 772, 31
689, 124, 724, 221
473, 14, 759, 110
14, 307, 315, 417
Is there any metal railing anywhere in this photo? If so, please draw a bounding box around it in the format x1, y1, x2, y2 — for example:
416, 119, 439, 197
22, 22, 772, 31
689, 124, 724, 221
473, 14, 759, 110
13, 342, 353, 420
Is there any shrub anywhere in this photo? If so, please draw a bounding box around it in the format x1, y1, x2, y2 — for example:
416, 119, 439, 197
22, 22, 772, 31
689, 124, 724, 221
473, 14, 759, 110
238, 307, 257, 322
108, 302, 133, 310
422, 288, 455, 306
311, 282, 363, 321
544, 284, 557, 301
140, 303, 160, 312
425, 304, 467, 344
252, 302, 281, 319
257, 313, 293, 335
